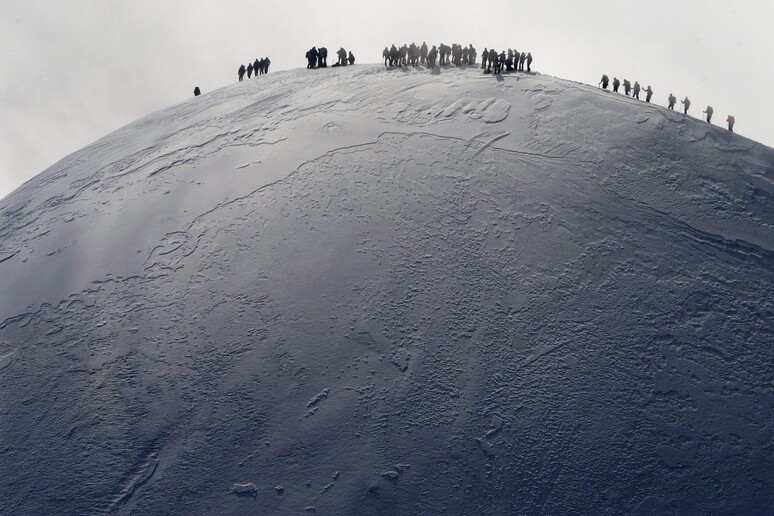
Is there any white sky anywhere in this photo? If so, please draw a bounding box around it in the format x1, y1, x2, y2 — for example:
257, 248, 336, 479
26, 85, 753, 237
2, 0, 772, 199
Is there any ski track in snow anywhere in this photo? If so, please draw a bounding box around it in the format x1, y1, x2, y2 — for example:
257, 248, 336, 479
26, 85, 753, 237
0, 64, 773, 515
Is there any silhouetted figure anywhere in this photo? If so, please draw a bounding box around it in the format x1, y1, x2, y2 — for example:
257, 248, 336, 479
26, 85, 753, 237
408, 43, 418, 66
420, 42, 428, 66
402, 44, 409, 65
506, 49, 515, 71
519, 51, 526, 71
348, 51, 355, 65
389, 45, 398, 66
703, 106, 713, 123
496, 51, 505, 74
318, 49, 326, 67
623, 79, 631, 96
383, 47, 389, 66
488, 48, 497, 72
337, 47, 347, 66
612, 77, 620, 92
428, 45, 438, 68
469, 45, 477, 65
247, 63, 254, 79
526, 52, 532, 72
667, 94, 676, 109
681, 96, 691, 114
481, 48, 488, 69
726, 115, 735, 132
454, 44, 463, 66
599, 74, 610, 89
462, 46, 470, 65
254, 58, 260, 75
238, 64, 246, 81
633, 81, 641, 99
644, 85, 653, 103
193, 86, 201, 96
264, 57, 271, 74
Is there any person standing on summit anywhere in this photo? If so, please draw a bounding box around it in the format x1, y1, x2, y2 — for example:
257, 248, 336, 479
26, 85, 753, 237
526, 52, 533, 72
238, 64, 246, 81
667, 93, 676, 109
612, 77, 620, 92
599, 74, 609, 89
632, 81, 641, 99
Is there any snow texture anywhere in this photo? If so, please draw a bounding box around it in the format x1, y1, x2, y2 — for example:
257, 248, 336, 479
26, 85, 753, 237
0, 65, 773, 514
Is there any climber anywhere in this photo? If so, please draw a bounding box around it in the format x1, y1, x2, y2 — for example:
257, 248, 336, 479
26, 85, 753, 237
599, 74, 610, 89
612, 77, 620, 92
623, 79, 631, 96
632, 81, 641, 100
727, 115, 735, 132
238, 64, 246, 81
643, 85, 653, 103
703, 106, 714, 123
193, 86, 201, 96
667, 93, 676, 109
348, 51, 355, 65
526, 52, 533, 72
681, 96, 691, 114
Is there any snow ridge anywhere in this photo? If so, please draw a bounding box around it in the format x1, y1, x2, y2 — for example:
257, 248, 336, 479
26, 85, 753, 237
0, 65, 772, 514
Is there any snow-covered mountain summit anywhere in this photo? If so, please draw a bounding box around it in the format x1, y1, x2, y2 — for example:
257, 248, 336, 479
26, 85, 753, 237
1, 64, 772, 514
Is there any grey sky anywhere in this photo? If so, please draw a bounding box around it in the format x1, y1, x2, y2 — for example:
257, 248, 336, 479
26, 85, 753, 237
2, 0, 772, 199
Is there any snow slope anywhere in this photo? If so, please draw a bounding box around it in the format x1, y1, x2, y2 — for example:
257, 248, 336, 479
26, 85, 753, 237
0, 64, 772, 514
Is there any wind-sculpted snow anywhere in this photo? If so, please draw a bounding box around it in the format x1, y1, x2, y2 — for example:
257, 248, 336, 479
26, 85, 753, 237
0, 65, 773, 515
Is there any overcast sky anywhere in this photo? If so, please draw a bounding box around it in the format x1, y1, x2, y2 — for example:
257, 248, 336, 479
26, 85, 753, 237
2, 0, 772, 199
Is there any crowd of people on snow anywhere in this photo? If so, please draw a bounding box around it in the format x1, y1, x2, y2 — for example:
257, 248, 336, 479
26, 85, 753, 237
210, 45, 738, 134
382, 43, 478, 68
237, 57, 272, 82
305, 47, 355, 68
599, 74, 735, 132
480, 48, 532, 74
379, 43, 533, 73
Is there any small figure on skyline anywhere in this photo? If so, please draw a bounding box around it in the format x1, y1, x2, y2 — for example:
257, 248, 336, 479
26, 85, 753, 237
238, 64, 246, 81
633, 81, 641, 99
193, 86, 201, 96
703, 106, 713, 123
420, 42, 428, 66
612, 77, 620, 92
247, 62, 253, 79
519, 51, 526, 71
727, 115, 735, 132
599, 74, 609, 89
254, 58, 260, 75
428, 45, 438, 68
668, 93, 676, 109
681, 96, 691, 114
348, 51, 355, 65
338, 47, 347, 66
481, 48, 488, 69
623, 79, 631, 96
526, 52, 533, 72
643, 85, 653, 103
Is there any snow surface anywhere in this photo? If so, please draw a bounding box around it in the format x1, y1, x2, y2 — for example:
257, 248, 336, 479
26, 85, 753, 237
0, 64, 773, 514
